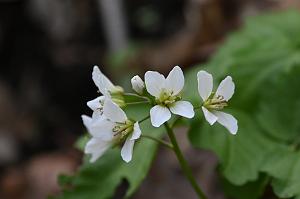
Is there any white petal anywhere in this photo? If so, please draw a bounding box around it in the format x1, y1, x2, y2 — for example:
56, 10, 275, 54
150, 105, 171, 127
130, 122, 142, 140
92, 109, 103, 121
92, 66, 115, 94
144, 71, 165, 97
121, 138, 135, 163
213, 111, 238, 135
85, 137, 111, 163
82, 115, 92, 128
82, 114, 114, 141
165, 66, 184, 95
103, 98, 127, 123
201, 107, 218, 125
169, 101, 194, 118
88, 119, 115, 141
87, 96, 104, 111
197, 70, 213, 101
215, 76, 235, 101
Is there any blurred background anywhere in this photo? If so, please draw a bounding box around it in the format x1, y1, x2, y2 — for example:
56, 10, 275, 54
0, 0, 299, 198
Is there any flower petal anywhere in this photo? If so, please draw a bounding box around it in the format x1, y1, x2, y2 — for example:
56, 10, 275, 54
121, 138, 135, 163
82, 115, 114, 141
81, 114, 92, 128
201, 107, 218, 125
89, 119, 115, 141
213, 111, 238, 135
144, 71, 165, 97
103, 98, 127, 123
87, 96, 105, 111
85, 137, 111, 163
150, 105, 171, 127
165, 66, 184, 95
197, 70, 213, 101
215, 76, 235, 101
92, 66, 115, 94
92, 109, 103, 121
169, 101, 194, 118
130, 122, 142, 140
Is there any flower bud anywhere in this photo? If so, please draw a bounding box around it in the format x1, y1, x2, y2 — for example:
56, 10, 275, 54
131, 75, 145, 94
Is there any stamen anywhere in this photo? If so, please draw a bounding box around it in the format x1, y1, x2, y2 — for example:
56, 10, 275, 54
112, 120, 134, 137
156, 90, 181, 106
203, 95, 228, 110
216, 95, 224, 100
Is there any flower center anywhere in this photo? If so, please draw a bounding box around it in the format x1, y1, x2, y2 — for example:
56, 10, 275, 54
203, 94, 228, 111
156, 89, 181, 107
112, 119, 134, 141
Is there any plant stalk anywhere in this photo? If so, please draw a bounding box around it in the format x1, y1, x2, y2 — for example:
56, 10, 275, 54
126, 101, 149, 105
164, 123, 207, 199
141, 135, 173, 149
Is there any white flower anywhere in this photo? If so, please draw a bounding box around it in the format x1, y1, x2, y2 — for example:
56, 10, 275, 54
145, 66, 194, 127
197, 70, 238, 134
131, 75, 145, 94
82, 98, 142, 163
87, 66, 124, 116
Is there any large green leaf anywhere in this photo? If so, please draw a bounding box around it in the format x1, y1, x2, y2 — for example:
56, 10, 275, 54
189, 111, 278, 185
187, 10, 300, 198
256, 66, 300, 143
221, 175, 269, 199
54, 105, 164, 199
261, 147, 300, 199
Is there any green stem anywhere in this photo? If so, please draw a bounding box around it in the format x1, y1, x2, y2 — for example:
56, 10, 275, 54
126, 101, 149, 105
164, 123, 207, 199
141, 135, 173, 149
124, 92, 150, 101
138, 115, 150, 123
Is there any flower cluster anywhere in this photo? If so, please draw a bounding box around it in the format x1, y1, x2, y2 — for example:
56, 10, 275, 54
82, 66, 141, 163
82, 65, 238, 163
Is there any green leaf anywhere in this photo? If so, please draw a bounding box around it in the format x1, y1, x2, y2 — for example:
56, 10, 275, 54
256, 66, 300, 143
261, 147, 300, 199
189, 111, 278, 185
221, 174, 269, 199
55, 105, 164, 199
186, 10, 300, 198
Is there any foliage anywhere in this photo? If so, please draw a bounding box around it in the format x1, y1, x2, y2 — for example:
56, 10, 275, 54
55, 10, 300, 199
187, 10, 300, 199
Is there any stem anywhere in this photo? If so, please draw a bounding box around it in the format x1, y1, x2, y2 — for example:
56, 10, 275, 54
141, 135, 173, 149
138, 115, 150, 123
124, 92, 150, 101
126, 101, 149, 105
164, 123, 207, 199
